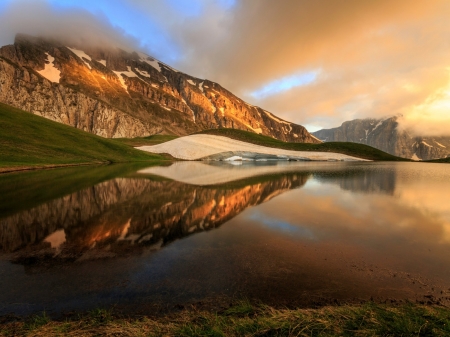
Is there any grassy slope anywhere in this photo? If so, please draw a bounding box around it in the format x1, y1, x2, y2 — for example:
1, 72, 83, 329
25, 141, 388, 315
198, 128, 408, 161
0, 102, 165, 169
2, 302, 449, 336
114, 134, 178, 147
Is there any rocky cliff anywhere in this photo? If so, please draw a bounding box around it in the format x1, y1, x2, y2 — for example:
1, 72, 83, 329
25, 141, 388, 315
0, 34, 319, 142
312, 116, 450, 160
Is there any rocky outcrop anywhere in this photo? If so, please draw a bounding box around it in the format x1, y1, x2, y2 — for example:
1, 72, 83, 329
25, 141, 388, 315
0, 34, 319, 142
0, 59, 156, 137
313, 116, 450, 160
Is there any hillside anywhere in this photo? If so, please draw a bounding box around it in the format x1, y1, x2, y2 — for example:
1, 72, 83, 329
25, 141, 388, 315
0, 34, 319, 143
197, 129, 407, 161
312, 116, 450, 160
0, 102, 165, 171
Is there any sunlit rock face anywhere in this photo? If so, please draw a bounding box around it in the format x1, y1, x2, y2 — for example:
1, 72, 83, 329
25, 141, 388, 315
313, 116, 450, 160
0, 34, 319, 142
0, 174, 308, 261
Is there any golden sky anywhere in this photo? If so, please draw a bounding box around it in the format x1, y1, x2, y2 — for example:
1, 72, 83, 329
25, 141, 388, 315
176, 0, 450, 134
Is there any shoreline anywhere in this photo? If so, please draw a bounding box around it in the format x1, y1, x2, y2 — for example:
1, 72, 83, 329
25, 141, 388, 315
0, 162, 107, 175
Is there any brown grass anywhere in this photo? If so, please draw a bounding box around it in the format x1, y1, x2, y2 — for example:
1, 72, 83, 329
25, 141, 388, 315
1, 301, 449, 336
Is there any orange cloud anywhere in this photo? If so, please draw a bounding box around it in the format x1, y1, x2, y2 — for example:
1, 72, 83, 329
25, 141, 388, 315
169, 0, 450, 132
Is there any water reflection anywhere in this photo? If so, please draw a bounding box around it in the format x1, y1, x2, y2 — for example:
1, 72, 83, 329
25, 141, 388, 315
0, 161, 450, 315
0, 170, 309, 262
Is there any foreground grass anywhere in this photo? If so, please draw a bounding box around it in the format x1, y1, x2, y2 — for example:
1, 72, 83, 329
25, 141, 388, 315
2, 302, 449, 336
0, 103, 165, 169
198, 129, 408, 161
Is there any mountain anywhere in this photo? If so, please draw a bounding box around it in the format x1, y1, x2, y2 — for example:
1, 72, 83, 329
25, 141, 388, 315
0, 34, 318, 143
312, 116, 450, 161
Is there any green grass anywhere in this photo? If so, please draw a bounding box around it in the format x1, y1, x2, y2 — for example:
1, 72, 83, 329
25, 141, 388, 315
0, 102, 166, 169
197, 128, 408, 161
114, 134, 179, 147
2, 302, 449, 336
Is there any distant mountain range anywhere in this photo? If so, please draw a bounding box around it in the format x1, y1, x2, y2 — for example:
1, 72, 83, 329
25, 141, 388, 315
0, 34, 319, 143
313, 116, 450, 160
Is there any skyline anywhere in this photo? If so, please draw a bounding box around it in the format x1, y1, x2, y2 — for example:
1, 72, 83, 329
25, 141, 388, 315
1, 0, 449, 134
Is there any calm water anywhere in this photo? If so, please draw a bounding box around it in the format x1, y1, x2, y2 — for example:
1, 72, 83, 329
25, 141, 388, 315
0, 161, 449, 316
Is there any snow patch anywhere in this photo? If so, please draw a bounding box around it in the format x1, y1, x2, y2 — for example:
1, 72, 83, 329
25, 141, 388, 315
135, 67, 150, 78
182, 98, 196, 122
225, 156, 243, 161
151, 83, 159, 88
411, 153, 421, 161
208, 98, 216, 113
293, 134, 298, 138
37, 53, 60, 83
187, 79, 196, 86
199, 81, 204, 93
434, 141, 446, 148
245, 124, 262, 134
136, 134, 369, 161
138, 52, 161, 72
67, 47, 92, 69
44, 229, 66, 249
421, 141, 432, 147
113, 66, 142, 92
370, 120, 383, 133
97, 59, 106, 66
264, 110, 291, 126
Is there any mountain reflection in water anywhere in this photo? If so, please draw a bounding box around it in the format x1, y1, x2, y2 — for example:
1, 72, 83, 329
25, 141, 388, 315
0, 161, 449, 316
0, 165, 310, 260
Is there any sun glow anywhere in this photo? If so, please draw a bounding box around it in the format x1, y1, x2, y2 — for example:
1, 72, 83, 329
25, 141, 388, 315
399, 70, 450, 136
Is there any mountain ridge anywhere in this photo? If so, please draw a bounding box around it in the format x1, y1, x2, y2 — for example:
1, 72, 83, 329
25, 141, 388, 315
0, 34, 319, 143
312, 116, 450, 160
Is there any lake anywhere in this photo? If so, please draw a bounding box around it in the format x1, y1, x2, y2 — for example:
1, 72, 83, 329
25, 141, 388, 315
0, 161, 449, 317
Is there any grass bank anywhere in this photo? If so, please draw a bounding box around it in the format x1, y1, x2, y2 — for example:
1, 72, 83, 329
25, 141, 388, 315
0, 103, 166, 170
1, 301, 449, 336
198, 129, 408, 161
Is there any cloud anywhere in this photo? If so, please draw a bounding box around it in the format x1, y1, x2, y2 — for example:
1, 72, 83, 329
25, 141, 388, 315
160, 0, 450, 133
0, 0, 140, 50
250, 70, 320, 99
398, 73, 450, 136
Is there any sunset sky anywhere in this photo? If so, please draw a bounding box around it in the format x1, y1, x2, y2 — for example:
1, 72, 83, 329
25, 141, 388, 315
1, 0, 449, 134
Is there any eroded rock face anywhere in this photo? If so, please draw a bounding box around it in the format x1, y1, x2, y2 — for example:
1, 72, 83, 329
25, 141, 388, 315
0, 34, 319, 142
313, 116, 450, 160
